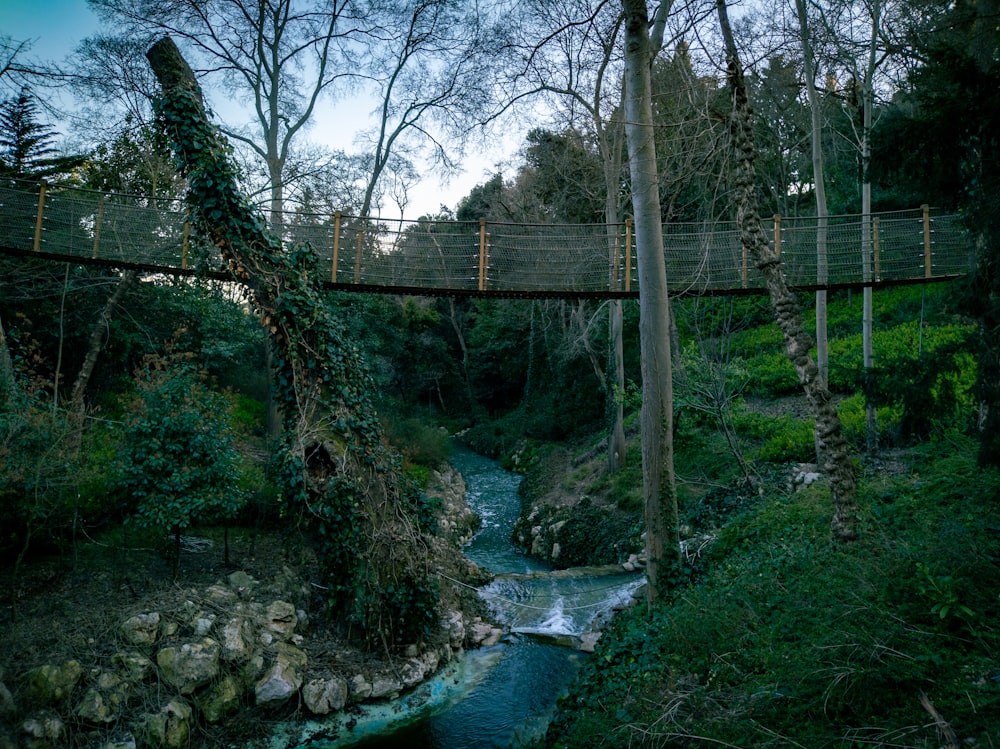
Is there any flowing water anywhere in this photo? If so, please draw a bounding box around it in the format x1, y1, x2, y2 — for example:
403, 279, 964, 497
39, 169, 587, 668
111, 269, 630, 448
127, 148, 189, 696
303, 444, 643, 748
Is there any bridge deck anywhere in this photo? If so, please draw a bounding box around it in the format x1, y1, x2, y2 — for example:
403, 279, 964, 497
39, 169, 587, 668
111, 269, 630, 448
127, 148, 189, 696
0, 182, 974, 298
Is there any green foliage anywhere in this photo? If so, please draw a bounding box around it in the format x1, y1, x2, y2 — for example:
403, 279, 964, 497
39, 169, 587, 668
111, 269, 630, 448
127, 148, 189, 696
734, 410, 816, 463
152, 74, 439, 647
546, 442, 1000, 748
115, 351, 246, 549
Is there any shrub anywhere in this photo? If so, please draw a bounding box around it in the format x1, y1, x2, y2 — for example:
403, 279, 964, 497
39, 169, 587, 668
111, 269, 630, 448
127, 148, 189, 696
115, 352, 246, 577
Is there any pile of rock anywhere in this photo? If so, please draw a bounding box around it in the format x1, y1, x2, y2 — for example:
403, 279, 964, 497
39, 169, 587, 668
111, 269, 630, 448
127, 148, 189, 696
0, 566, 501, 749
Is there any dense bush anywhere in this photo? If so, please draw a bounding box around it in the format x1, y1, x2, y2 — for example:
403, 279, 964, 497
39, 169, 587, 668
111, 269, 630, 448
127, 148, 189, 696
114, 352, 246, 576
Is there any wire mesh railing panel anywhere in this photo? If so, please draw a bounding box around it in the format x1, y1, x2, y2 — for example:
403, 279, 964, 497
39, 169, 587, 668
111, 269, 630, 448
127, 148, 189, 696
0, 185, 44, 251
488, 224, 612, 292
0, 181, 974, 295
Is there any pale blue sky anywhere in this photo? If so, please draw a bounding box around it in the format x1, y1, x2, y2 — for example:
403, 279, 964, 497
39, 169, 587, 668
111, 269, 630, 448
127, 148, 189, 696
1, 0, 101, 63
0, 0, 505, 217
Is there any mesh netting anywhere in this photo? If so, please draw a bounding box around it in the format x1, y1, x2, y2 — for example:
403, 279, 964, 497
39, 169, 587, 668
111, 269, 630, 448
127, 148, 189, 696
0, 181, 975, 297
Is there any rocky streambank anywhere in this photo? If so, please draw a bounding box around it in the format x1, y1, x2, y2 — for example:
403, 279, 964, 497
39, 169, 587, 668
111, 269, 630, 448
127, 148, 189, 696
0, 464, 498, 749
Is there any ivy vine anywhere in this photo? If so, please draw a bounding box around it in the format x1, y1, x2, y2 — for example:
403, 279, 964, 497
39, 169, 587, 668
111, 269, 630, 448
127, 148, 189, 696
149, 40, 437, 648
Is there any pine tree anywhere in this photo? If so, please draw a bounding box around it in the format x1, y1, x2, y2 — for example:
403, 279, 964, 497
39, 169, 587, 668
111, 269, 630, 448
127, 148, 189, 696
0, 87, 87, 182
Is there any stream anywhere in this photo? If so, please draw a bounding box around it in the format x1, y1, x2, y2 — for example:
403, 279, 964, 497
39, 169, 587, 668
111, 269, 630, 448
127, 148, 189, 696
305, 444, 644, 748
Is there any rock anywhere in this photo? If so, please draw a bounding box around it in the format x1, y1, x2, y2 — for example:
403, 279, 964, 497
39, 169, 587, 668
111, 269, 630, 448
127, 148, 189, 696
399, 660, 426, 689
196, 675, 241, 723
20, 710, 65, 746
254, 643, 307, 704
579, 632, 602, 654
444, 610, 465, 648
24, 660, 82, 705
302, 676, 348, 714
228, 570, 255, 593
220, 616, 255, 662
112, 652, 154, 682
138, 698, 191, 749
348, 674, 372, 702
370, 675, 401, 700
193, 615, 216, 637
203, 584, 237, 605
551, 542, 561, 560
156, 638, 221, 695
264, 600, 298, 641
121, 613, 160, 647
77, 671, 128, 724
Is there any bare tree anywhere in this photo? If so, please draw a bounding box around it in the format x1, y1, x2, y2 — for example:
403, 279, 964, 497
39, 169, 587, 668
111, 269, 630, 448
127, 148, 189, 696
88, 0, 363, 227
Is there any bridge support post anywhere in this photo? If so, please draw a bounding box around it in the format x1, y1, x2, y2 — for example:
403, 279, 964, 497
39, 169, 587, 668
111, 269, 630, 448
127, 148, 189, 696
922, 204, 932, 278
332, 211, 342, 283
181, 221, 190, 269
92, 196, 105, 258
624, 219, 633, 293
478, 219, 488, 292
33, 179, 47, 253
874, 217, 880, 280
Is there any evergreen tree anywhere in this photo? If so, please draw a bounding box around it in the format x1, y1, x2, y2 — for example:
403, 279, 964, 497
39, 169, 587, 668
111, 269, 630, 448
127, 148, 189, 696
0, 88, 87, 183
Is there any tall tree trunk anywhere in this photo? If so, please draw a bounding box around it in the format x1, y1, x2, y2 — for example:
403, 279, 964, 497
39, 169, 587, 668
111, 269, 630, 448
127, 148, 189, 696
795, 0, 829, 394
0, 311, 15, 399
861, 0, 881, 454
716, 0, 859, 542
622, 0, 681, 600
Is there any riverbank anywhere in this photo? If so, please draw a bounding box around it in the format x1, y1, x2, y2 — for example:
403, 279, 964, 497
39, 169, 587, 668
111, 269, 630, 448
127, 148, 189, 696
0, 464, 495, 749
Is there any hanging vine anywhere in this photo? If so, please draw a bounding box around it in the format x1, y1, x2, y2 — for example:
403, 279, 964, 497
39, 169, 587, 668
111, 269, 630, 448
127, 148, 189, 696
146, 37, 437, 648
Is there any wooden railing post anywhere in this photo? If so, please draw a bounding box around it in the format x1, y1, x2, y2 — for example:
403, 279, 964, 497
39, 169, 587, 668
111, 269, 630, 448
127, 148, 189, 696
741, 239, 748, 289
624, 219, 633, 293
354, 225, 364, 284
33, 179, 47, 252
478, 218, 488, 292
612, 231, 622, 290
773, 214, 782, 257
873, 216, 881, 280
922, 204, 932, 278
181, 221, 190, 269
92, 196, 105, 258
332, 211, 342, 283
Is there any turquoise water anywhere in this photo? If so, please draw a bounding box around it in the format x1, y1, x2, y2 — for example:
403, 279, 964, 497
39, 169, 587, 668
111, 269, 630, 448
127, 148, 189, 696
300, 444, 641, 748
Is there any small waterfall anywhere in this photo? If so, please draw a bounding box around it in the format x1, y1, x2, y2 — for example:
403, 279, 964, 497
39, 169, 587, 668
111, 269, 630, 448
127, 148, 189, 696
306, 445, 644, 748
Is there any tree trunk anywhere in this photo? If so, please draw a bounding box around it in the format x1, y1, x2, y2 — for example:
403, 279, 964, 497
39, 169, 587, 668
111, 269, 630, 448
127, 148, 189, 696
716, 0, 859, 542
70, 270, 137, 412
0, 311, 15, 399
622, 0, 681, 600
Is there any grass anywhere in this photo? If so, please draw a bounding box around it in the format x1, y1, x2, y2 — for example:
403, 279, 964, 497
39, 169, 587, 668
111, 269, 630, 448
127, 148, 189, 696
543, 434, 1000, 748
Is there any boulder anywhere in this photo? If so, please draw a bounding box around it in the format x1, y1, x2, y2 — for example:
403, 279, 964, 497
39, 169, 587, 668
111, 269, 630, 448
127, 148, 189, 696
196, 675, 241, 723
112, 652, 154, 682
204, 583, 238, 604
264, 600, 298, 641
138, 698, 191, 749
77, 671, 128, 724
220, 615, 255, 662
24, 660, 82, 705
121, 613, 160, 647
20, 709, 65, 747
348, 674, 372, 702
579, 632, 603, 653
156, 638, 221, 695
302, 676, 348, 715
254, 643, 307, 704
370, 675, 402, 700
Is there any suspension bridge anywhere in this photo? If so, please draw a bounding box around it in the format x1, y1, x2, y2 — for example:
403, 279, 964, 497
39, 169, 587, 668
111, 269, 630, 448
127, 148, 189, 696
0, 180, 975, 298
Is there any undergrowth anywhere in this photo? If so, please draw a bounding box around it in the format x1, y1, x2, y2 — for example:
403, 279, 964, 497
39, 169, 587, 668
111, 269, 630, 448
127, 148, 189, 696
544, 434, 1000, 748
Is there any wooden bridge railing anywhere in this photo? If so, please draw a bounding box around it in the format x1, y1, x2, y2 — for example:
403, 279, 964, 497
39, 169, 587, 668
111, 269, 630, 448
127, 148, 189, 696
0, 180, 975, 298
